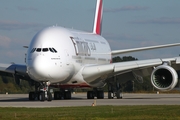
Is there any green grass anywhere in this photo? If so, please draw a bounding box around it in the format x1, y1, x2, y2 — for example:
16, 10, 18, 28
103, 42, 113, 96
0, 106, 180, 120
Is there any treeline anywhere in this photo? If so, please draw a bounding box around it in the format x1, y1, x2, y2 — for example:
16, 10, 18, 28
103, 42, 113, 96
113, 56, 138, 63
0, 76, 34, 94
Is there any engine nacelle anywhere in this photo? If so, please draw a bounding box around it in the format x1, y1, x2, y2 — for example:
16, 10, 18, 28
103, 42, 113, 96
151, 65, 178, 91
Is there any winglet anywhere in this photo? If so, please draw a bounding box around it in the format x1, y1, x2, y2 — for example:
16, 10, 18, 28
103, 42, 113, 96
93, 0, 103, 35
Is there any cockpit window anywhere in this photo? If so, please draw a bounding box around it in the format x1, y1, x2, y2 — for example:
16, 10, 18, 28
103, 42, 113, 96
49, 48, 54, 53
49, 48, 57, 53
30, 48, 36, 53
52, 48, 57, 53
42, 48, 49, 52
36, 48, 41, 52
30, 47, 57, 53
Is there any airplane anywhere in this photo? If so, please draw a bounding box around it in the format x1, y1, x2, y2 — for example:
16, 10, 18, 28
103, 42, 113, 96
1, 0, 180, 101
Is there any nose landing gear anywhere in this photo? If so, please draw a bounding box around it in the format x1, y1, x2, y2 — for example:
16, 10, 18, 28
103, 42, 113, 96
29, 81, 52, 102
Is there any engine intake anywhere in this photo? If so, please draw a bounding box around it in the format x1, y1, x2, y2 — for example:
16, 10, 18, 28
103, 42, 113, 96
151, 65, 178, 91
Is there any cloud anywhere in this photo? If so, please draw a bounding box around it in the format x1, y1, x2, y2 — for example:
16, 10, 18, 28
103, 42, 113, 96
17, 6, 38, 11
131, 17, 180, 24
0, 35, 11, 48
0, 20, 45, 30
104, 6, 149, 13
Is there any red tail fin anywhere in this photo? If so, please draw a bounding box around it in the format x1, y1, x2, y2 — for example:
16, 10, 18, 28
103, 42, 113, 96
93, 0, 103, 35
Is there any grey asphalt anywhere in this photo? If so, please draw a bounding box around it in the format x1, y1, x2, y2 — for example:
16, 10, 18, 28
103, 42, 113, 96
0, 93, 180, 107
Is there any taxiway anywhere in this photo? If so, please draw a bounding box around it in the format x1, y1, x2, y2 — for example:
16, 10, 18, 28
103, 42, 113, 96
0, 93, 180, 107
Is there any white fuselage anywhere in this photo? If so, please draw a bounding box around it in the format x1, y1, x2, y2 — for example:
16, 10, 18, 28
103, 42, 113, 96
26, 26, 111, 87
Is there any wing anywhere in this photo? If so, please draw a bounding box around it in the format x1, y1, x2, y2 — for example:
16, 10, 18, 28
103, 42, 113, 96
111, 43, 180, 55
82, 57, 180, 91
0, 63, 32, 84
82, 58, 162, 81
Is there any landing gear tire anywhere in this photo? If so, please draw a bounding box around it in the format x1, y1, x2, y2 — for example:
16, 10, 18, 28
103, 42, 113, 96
29, 92, 36, 101
64, 91, 71, 99
47, 92, 52, 101
108, 92, 113, 99
39, 92, 45, 102
97, 91, 104, 99
116, 90, 123, 99
87, 91, 94, 99
37, 92, 40, 100
54, 91, 61, 100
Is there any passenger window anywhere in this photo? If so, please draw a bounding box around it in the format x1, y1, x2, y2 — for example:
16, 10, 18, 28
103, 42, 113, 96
42, 48, 48, 52
36, 48, 41, 52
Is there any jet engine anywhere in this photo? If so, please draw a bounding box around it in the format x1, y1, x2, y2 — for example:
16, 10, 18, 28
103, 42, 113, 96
151, 65, 178, 91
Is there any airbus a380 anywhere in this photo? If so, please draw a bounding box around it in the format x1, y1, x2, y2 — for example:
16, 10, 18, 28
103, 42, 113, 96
1, 0, 180, 101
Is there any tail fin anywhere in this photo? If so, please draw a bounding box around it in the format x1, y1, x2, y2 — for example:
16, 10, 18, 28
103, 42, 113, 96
93, 0, 103, 35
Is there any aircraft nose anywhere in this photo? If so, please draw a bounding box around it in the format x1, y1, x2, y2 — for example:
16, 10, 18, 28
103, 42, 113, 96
31, 55, 50, 80
27, 54, 73, 82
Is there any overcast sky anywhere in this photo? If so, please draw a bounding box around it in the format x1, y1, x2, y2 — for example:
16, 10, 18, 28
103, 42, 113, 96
0, 0, 180, 64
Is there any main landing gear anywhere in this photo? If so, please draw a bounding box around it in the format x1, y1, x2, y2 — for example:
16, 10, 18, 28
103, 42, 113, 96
54, 89, 72, 100
86, 86, 122, 100
107, 76, 123, 99
87, 88, 104, 99
87, 76, 123, 99
108, 85, 123, 99
29, 81, 52, 102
